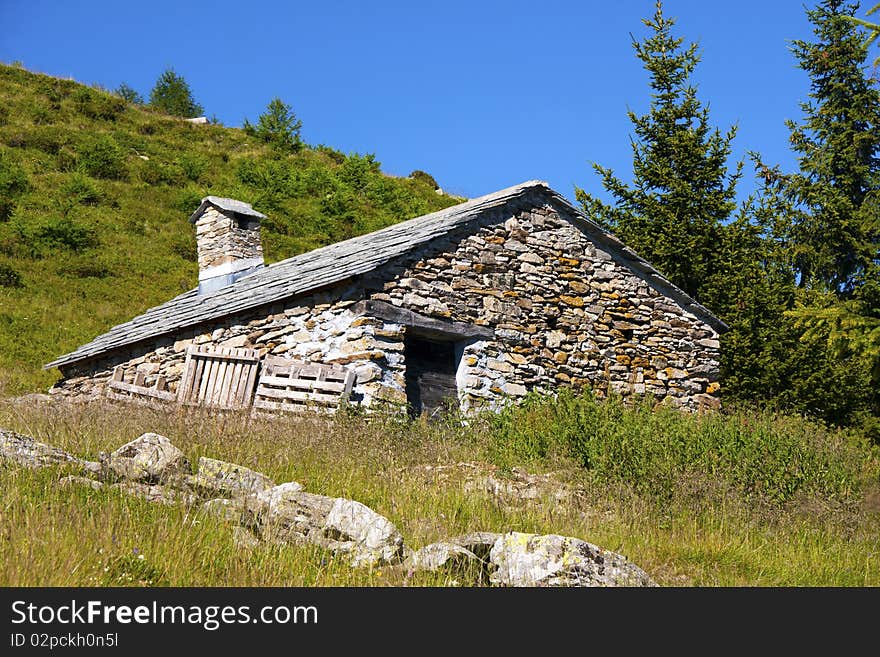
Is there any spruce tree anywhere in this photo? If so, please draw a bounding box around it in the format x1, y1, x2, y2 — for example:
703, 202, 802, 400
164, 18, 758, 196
755, 0, 880, 432
575, 0, 742, 304
761, 0, 880, 295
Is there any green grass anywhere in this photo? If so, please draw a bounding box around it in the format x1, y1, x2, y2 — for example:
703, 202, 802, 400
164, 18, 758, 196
0, 63, 460, 395
1, 392, 878, 586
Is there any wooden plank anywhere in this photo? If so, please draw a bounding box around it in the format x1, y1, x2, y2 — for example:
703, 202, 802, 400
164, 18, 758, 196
211, 356, 230, 406
252, 398, 335, 414
253, 387, 339, 405
341, 370, 356, 403
352, 299, 495, 340
111, 366, 123, 382
107, 380, 176, 401
256, 375, 347, 393
226, 360, 243, 407
196, 356, 215, 404
176, 352, 193, 404
133, 371, 145, 387
241, 360, 259, 407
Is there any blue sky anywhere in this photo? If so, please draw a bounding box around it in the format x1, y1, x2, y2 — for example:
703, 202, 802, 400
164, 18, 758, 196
1, 1, 877, 205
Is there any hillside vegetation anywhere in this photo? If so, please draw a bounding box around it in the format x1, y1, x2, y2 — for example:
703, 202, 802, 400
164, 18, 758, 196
0, 64, 459, 394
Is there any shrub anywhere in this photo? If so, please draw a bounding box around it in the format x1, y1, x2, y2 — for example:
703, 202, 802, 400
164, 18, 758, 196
174, 187, 204, 213
410, 169, 439, 189
58, 258, 111, 278
0, 151, 29, 221
59, 173, 102, 206
0, 263, 23, 287
176, 154, 206, 182
72, 87, 125, 121
137, 158, 183, 186
14, 215, 99, 255
77, 134, 127, 180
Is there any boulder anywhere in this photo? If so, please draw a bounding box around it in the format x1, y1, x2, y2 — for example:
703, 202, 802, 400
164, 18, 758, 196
324, 498, 405, 567
488, 532, 657, 587
189, 457, 275, 498
0, 429, 100, 473
102, 433, 189, 483
255, 483, 405, 567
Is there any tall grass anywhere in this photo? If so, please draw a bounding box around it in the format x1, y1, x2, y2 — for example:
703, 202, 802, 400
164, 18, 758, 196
482, 389, 877, 510
1, 395, 878, 586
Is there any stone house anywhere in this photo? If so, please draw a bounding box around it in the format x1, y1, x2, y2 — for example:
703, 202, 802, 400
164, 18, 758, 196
45, 180, 727, 416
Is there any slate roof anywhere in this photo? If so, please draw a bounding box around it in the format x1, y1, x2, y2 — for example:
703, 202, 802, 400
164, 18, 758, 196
45, 180, 728, 370
188, 196, 267, 223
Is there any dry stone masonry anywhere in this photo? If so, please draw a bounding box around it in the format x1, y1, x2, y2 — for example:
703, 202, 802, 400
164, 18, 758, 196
48, 183, 723, 414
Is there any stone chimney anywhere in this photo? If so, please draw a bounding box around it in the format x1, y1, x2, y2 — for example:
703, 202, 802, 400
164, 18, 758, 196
188, 196, 266, 294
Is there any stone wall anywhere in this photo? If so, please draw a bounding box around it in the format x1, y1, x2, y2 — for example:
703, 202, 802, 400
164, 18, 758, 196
51, 195, 722, 413
195, 206, 263, 271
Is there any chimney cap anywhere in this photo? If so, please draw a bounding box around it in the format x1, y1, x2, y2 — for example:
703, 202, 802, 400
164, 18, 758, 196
188, 196, 267, 224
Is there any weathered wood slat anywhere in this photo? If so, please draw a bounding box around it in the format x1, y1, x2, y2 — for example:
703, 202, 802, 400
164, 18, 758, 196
107, 380, 177, 401
256, 375, 347, 393
253, 387, 339, 404
252, 399, 336, 414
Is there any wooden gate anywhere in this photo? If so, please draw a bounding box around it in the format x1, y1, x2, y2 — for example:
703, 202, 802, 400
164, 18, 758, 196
176, 345, 261, 409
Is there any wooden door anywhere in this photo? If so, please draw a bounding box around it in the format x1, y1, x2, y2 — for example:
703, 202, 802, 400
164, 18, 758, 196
404, 337, 458, 418
176, 345, 261, 409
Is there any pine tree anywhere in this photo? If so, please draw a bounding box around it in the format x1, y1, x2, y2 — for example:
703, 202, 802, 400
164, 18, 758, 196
148, 68, 203, 118
575, 0, 742, 304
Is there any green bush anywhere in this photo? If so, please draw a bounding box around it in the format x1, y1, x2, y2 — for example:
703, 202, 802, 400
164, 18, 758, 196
14, 215, 98, 255
0, 151, 29, 221
148, 68, 203, 118
76, 134, 127, 179
243, 97, 303, 153
72, 87, 126, 121
176, 153, 206, 182
136, 158, 183, 186
410, 169, 439, 189
58, 258, 112, 278
0, 263, 23, 287
59, 173, 102, 206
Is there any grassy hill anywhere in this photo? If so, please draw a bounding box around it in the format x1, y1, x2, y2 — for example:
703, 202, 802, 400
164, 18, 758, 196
0, 63, 460, 395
